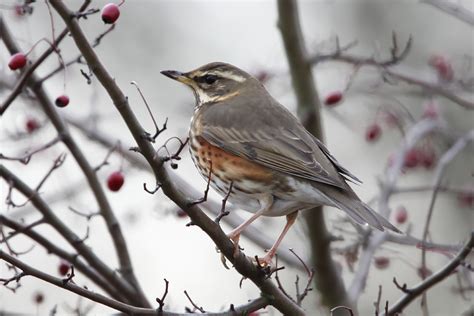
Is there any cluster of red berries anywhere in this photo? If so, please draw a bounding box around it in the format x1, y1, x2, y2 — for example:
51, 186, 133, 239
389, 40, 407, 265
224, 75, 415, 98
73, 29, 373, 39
404, 147, 437, 170
428, 54, 454, 82
387, 145, 437, 171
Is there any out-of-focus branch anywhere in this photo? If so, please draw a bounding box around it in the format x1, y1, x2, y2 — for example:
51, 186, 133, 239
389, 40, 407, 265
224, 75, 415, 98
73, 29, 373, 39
386, 231, 474, 315
419, 129, 474, 308
348, 119, 445, 304
0, 13, 148, 307
48, 1, 304, 314
0, 249, 269, 316
421, 0, 474, 26
308, 41, 474, 110
277, 0, 352, 312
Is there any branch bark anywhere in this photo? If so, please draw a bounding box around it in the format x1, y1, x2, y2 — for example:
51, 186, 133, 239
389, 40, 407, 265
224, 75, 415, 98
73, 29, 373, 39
277, 0, 352, 312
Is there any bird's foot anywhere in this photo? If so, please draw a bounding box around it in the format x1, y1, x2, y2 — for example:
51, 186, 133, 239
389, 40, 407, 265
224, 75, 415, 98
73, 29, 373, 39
255, 251, 276, 268
227, 232, 241, 258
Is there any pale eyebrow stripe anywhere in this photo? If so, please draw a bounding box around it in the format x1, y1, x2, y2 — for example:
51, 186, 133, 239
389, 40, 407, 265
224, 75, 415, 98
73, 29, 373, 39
211, 70, 246, 83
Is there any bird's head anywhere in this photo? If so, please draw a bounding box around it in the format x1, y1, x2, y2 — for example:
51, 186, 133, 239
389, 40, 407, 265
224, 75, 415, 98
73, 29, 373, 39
161, 62, 256, 106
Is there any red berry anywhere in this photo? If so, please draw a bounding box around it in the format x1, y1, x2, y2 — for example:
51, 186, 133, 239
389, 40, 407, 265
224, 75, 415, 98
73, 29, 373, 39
33, 292, 44, 304
107, 171, 124, 192
365, 124, 382, 142
383, 110, 400, 128
254, 70, 271, 83
395, 206, 408, 224
176, 209, 188, 218
429, 55, 454, 81
8, 53, 27, 70
422, 102, 439, 120
25, 118, 39, 133
324, 91, 343, 106
403, 148, 420, 169
374, 256, 390, 269
58, 261, 69, 276
419, 148, 436, 169
457, 188, 474, 208
101, 3, 120, 24
55, 95, 70, 108
14, 4, 25, 16
417, 266, 432, 279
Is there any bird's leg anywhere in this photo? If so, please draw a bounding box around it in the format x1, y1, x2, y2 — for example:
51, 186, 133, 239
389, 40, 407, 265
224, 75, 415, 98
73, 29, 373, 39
258, 211, 298, 267
227, 197, 272, 257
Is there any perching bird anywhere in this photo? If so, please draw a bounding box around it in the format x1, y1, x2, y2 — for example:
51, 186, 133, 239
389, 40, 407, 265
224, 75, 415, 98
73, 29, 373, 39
161, 62, 400, 266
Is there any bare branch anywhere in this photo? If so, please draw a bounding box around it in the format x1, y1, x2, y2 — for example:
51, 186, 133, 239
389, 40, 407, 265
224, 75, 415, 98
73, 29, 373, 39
184, 290, 206, 313
386, 232, 474, 315
155, 278, 169, 312
0, 136, 60, 165
131, 81, 167, 142
421, 0, 474, 26
215, 182, 233, 224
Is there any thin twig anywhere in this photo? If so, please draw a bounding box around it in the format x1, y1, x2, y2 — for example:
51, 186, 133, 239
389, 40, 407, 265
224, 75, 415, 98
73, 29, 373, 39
155, 278, 169, 312
184, 290, 206, 313
215, 182, 233, 224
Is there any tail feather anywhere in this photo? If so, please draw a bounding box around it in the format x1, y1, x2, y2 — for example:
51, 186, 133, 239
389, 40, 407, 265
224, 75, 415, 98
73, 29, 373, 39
322, 189, 401, 233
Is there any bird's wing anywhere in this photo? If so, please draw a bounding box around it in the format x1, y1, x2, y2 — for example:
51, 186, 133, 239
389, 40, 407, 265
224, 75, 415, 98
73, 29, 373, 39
199, 95, 351, 190
311, 136, 362, 184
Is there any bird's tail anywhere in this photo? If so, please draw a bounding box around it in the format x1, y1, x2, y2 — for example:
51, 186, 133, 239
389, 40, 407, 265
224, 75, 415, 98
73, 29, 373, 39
322, 188, 401, 233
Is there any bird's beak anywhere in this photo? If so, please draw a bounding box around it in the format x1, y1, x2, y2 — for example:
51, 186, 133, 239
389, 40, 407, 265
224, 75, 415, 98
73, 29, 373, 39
160, 70, 192, 85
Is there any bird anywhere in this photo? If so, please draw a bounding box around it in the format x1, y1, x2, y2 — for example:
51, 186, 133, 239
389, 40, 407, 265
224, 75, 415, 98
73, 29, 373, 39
161, 62, 400, 266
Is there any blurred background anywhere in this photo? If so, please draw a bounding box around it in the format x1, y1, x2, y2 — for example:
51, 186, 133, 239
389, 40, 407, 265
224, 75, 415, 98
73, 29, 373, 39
1, 0, 473, 315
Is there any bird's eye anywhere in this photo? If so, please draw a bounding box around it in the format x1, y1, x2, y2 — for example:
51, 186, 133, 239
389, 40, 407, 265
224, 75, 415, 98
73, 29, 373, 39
202, 74, 218, 85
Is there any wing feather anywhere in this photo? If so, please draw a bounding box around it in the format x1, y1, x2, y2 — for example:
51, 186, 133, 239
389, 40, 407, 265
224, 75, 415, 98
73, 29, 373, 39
202, 125, 349, 189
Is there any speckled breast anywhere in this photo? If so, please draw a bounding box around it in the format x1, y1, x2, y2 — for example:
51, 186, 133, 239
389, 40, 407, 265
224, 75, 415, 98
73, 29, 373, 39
188, 116, 279, 211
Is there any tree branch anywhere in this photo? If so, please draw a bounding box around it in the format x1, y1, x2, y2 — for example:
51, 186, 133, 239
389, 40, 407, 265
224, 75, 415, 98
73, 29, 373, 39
421, 0, 474, 26
277, 0, 352, 312
0, 165, 141, 305
386, 231, 474, 315
0, 249, 269, 315
0, 13, 148, 307
308, 42, 473, 110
